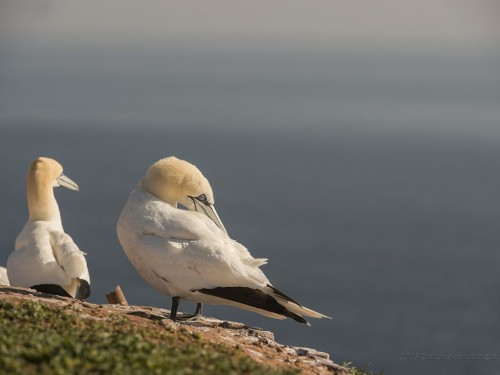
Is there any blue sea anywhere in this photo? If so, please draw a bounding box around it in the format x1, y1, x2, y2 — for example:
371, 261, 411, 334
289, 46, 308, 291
1, 40, 500, 374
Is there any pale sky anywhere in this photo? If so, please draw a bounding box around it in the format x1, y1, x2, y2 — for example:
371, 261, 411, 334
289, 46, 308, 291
1, 0, 499, 48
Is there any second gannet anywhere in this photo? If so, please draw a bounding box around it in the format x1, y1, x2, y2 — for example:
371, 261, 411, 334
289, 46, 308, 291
7, 157, 91, 299
117, 156, 329, 324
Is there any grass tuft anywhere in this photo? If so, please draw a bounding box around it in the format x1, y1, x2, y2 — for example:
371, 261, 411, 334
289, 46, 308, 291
343, 362, 384, 375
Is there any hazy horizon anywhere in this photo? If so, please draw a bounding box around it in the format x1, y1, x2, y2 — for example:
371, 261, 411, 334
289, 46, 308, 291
1, 40, 499, 140
1, 0, 499, 48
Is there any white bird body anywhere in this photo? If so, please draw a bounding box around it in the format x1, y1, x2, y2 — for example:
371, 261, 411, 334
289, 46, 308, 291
7, 157, 90, 299
117, 156, 328, 323
118, 187, 269, 301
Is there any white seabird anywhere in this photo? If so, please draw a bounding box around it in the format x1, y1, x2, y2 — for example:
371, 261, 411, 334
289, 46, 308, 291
7, 157, 90, 299
0, 266, 9, 285
117, 156, 329, 324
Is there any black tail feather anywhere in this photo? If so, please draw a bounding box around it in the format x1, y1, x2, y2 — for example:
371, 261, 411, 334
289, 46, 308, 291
195, 286, 308, 324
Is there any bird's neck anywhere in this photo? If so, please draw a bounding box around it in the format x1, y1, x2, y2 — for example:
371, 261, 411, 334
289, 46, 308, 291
27, 177, 62, 223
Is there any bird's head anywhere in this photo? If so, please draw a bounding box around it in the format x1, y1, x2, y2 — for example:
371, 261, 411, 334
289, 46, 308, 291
28, 157, 79, 192
141, 156, 227, 234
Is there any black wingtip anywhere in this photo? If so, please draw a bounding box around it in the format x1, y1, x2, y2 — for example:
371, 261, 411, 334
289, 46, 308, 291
75, 279, 91, 300
32, 281, 91, 300
289, 312, 309, 325
31, 284, 72, 298
267, 284, 303, 307
196, 286, 309, 324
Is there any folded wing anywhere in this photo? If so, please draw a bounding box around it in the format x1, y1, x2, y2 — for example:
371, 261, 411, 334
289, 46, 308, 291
50, 231, 91, 299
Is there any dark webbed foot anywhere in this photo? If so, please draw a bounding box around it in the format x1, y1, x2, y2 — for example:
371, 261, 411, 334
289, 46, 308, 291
177, 303, 203, 321
170, 300, 203, 321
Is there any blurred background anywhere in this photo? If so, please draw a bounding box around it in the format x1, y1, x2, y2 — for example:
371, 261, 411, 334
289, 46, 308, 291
1, 1, 500, 374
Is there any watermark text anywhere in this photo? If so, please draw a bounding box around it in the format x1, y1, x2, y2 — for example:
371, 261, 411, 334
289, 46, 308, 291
400, 352, 499, 361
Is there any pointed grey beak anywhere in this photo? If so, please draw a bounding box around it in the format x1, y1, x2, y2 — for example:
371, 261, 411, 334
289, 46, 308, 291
192, 198, 227, 234
55, 173, 80, 191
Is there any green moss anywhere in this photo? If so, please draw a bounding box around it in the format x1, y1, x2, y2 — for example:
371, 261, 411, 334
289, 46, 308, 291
343, 362, 384, 375
0, 301, 297, 375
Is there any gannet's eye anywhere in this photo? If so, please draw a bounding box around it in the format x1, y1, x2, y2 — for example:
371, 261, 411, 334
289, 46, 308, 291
197, 194, 207, 202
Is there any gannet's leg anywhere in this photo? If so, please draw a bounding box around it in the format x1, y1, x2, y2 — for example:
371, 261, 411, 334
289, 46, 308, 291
194, 303, 203, 317
170, 296, 180, 321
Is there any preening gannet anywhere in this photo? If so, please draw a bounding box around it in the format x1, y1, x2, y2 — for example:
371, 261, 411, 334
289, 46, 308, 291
0, 266, 9, 285
117, 156, 329, 324
7, 157, 90, 299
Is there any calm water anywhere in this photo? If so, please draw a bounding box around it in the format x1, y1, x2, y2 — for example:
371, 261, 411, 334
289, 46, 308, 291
1, 41, 500, 374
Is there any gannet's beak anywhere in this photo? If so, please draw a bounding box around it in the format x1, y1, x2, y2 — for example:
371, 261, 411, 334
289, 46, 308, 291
192, 198, 227, 234
54, 173, 80, 191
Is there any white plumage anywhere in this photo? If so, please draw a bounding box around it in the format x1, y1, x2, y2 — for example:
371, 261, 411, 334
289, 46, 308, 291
7, 157, 90, 299
0, 266, 9, 285
117, 156, 329, 324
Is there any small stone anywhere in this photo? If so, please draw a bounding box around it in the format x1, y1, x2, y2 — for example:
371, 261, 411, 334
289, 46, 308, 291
247, 329, 275, 341
294, 346, 329, 359
295, 347, 310, 356
265, 340, 277, 348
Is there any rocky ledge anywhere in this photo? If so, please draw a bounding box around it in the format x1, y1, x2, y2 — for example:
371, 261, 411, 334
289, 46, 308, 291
0, 285, 350, 374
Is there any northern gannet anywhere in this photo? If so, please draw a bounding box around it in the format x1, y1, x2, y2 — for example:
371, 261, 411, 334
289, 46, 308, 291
7, 157, 90, 299
117, 156, 329, 324
0, 266, 9, 285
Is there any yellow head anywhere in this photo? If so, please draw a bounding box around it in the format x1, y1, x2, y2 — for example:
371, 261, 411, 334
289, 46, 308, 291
142, 156, 226, 234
